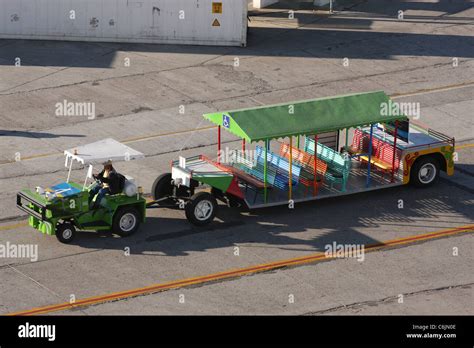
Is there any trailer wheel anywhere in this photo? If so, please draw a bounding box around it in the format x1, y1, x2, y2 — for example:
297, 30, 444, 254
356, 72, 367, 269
113, 207, 141, 237
152, 173, 173, 201
185, 192, 217, 226
410, 156, 440, 187
56, 222, 76, 244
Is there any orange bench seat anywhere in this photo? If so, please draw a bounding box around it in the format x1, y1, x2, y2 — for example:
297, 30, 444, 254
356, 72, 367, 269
279, 143, 328, 191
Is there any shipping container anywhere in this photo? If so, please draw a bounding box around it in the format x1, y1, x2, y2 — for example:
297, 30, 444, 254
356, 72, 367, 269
0, 0, 247, 46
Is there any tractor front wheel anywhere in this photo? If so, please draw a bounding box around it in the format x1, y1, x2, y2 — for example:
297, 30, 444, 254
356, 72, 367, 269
56, 222, 76, 244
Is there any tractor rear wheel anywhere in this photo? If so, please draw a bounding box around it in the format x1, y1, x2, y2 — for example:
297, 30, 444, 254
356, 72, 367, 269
113, 207, 141, 237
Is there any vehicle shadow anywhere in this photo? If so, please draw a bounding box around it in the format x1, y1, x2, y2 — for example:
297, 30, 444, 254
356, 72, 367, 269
72, 176, 473, 256
0, 130, 86, 139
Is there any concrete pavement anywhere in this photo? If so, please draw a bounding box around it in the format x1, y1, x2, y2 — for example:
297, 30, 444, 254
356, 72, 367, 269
0, 0, 473, 315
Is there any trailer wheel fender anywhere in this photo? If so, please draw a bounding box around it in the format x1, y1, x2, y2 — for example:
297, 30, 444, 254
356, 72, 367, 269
152, 173, 173, 201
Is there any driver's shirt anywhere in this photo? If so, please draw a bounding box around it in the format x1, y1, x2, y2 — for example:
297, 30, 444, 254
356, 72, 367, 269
102, 169, 110, 189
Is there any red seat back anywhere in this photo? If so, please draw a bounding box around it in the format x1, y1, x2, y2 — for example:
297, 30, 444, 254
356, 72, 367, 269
378, 144, 401, 170
352, 129, 370, 153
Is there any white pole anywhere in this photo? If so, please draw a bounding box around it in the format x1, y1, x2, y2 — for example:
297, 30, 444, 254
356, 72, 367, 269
83, 165, 93, 190
66, 160, 73, 183
330, 0, 333, 14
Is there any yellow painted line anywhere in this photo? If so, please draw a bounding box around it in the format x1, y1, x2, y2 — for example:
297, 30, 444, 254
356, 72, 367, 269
122, 125, 216, 144
456, 143, 474, 150
0, 152, 59, 164
18, 152, 58, 161
391, 81, 474, 99
0, 221, 28, 231
2, 82, 472, 165
0, 125, 218, 164
8, 224, 473, 316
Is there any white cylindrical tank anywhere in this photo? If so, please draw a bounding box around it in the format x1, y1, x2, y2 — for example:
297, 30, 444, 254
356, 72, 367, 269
0, 0, 247, 47
123, 177, 138, 197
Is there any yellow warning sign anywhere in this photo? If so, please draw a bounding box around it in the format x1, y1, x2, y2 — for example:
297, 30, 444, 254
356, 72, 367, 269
212, 18, 221, 27
212, 2, 223, 14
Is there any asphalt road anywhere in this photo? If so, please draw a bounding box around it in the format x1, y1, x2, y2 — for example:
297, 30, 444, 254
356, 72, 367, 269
0, 0, 473, 315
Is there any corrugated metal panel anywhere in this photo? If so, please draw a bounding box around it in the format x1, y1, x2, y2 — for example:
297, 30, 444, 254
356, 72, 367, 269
0, 0, 247, 46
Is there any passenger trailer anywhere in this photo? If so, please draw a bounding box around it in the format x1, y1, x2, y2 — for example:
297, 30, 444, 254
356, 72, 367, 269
16, 92, 456, 242
151, 91, 455, 225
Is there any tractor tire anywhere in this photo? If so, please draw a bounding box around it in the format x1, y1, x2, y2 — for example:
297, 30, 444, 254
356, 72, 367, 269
410, 156, 440, 188
112, 207, 141, 237
185, 192, 218, 226
56, 222, 76, 244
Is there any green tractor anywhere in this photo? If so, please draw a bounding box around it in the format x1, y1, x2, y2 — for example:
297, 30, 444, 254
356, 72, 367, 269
16, 139, 147, 244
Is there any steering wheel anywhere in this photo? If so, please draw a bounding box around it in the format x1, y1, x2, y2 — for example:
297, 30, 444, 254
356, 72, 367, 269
85, 178, 102, 191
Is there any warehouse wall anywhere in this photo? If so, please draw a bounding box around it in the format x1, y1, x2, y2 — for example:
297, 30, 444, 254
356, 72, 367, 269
0, 0, 247, 46
253, 0, 332, 8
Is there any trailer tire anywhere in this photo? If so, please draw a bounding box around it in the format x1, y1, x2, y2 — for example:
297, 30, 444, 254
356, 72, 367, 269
56, 222, 76, 244
113, 207, 141, 237
410, 156, 440, 187
185, 192, 217, 226
152, 173, 173, 201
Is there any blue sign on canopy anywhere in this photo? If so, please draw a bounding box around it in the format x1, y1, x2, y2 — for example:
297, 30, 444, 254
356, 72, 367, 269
223, 114, 230, 129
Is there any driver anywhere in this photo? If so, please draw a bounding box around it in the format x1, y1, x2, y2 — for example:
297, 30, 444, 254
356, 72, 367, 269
89, 160, 122, 209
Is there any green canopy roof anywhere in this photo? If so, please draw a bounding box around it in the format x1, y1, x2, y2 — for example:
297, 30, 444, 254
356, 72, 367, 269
203, 91, 408, 142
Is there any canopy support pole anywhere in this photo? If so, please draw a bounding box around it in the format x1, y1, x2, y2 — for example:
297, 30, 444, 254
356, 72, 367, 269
313, 134, 318, 196
289, 137, 293, 201
242, 138, 246, 152
366, 124, 374, 188
297, 135, 300, 149
345, 128, 349, 149
391, 121, 399, 183
264, 139, 268, 203
66, 159, 73, 183
83, 165, 94, 191
217, 125, 221, 163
